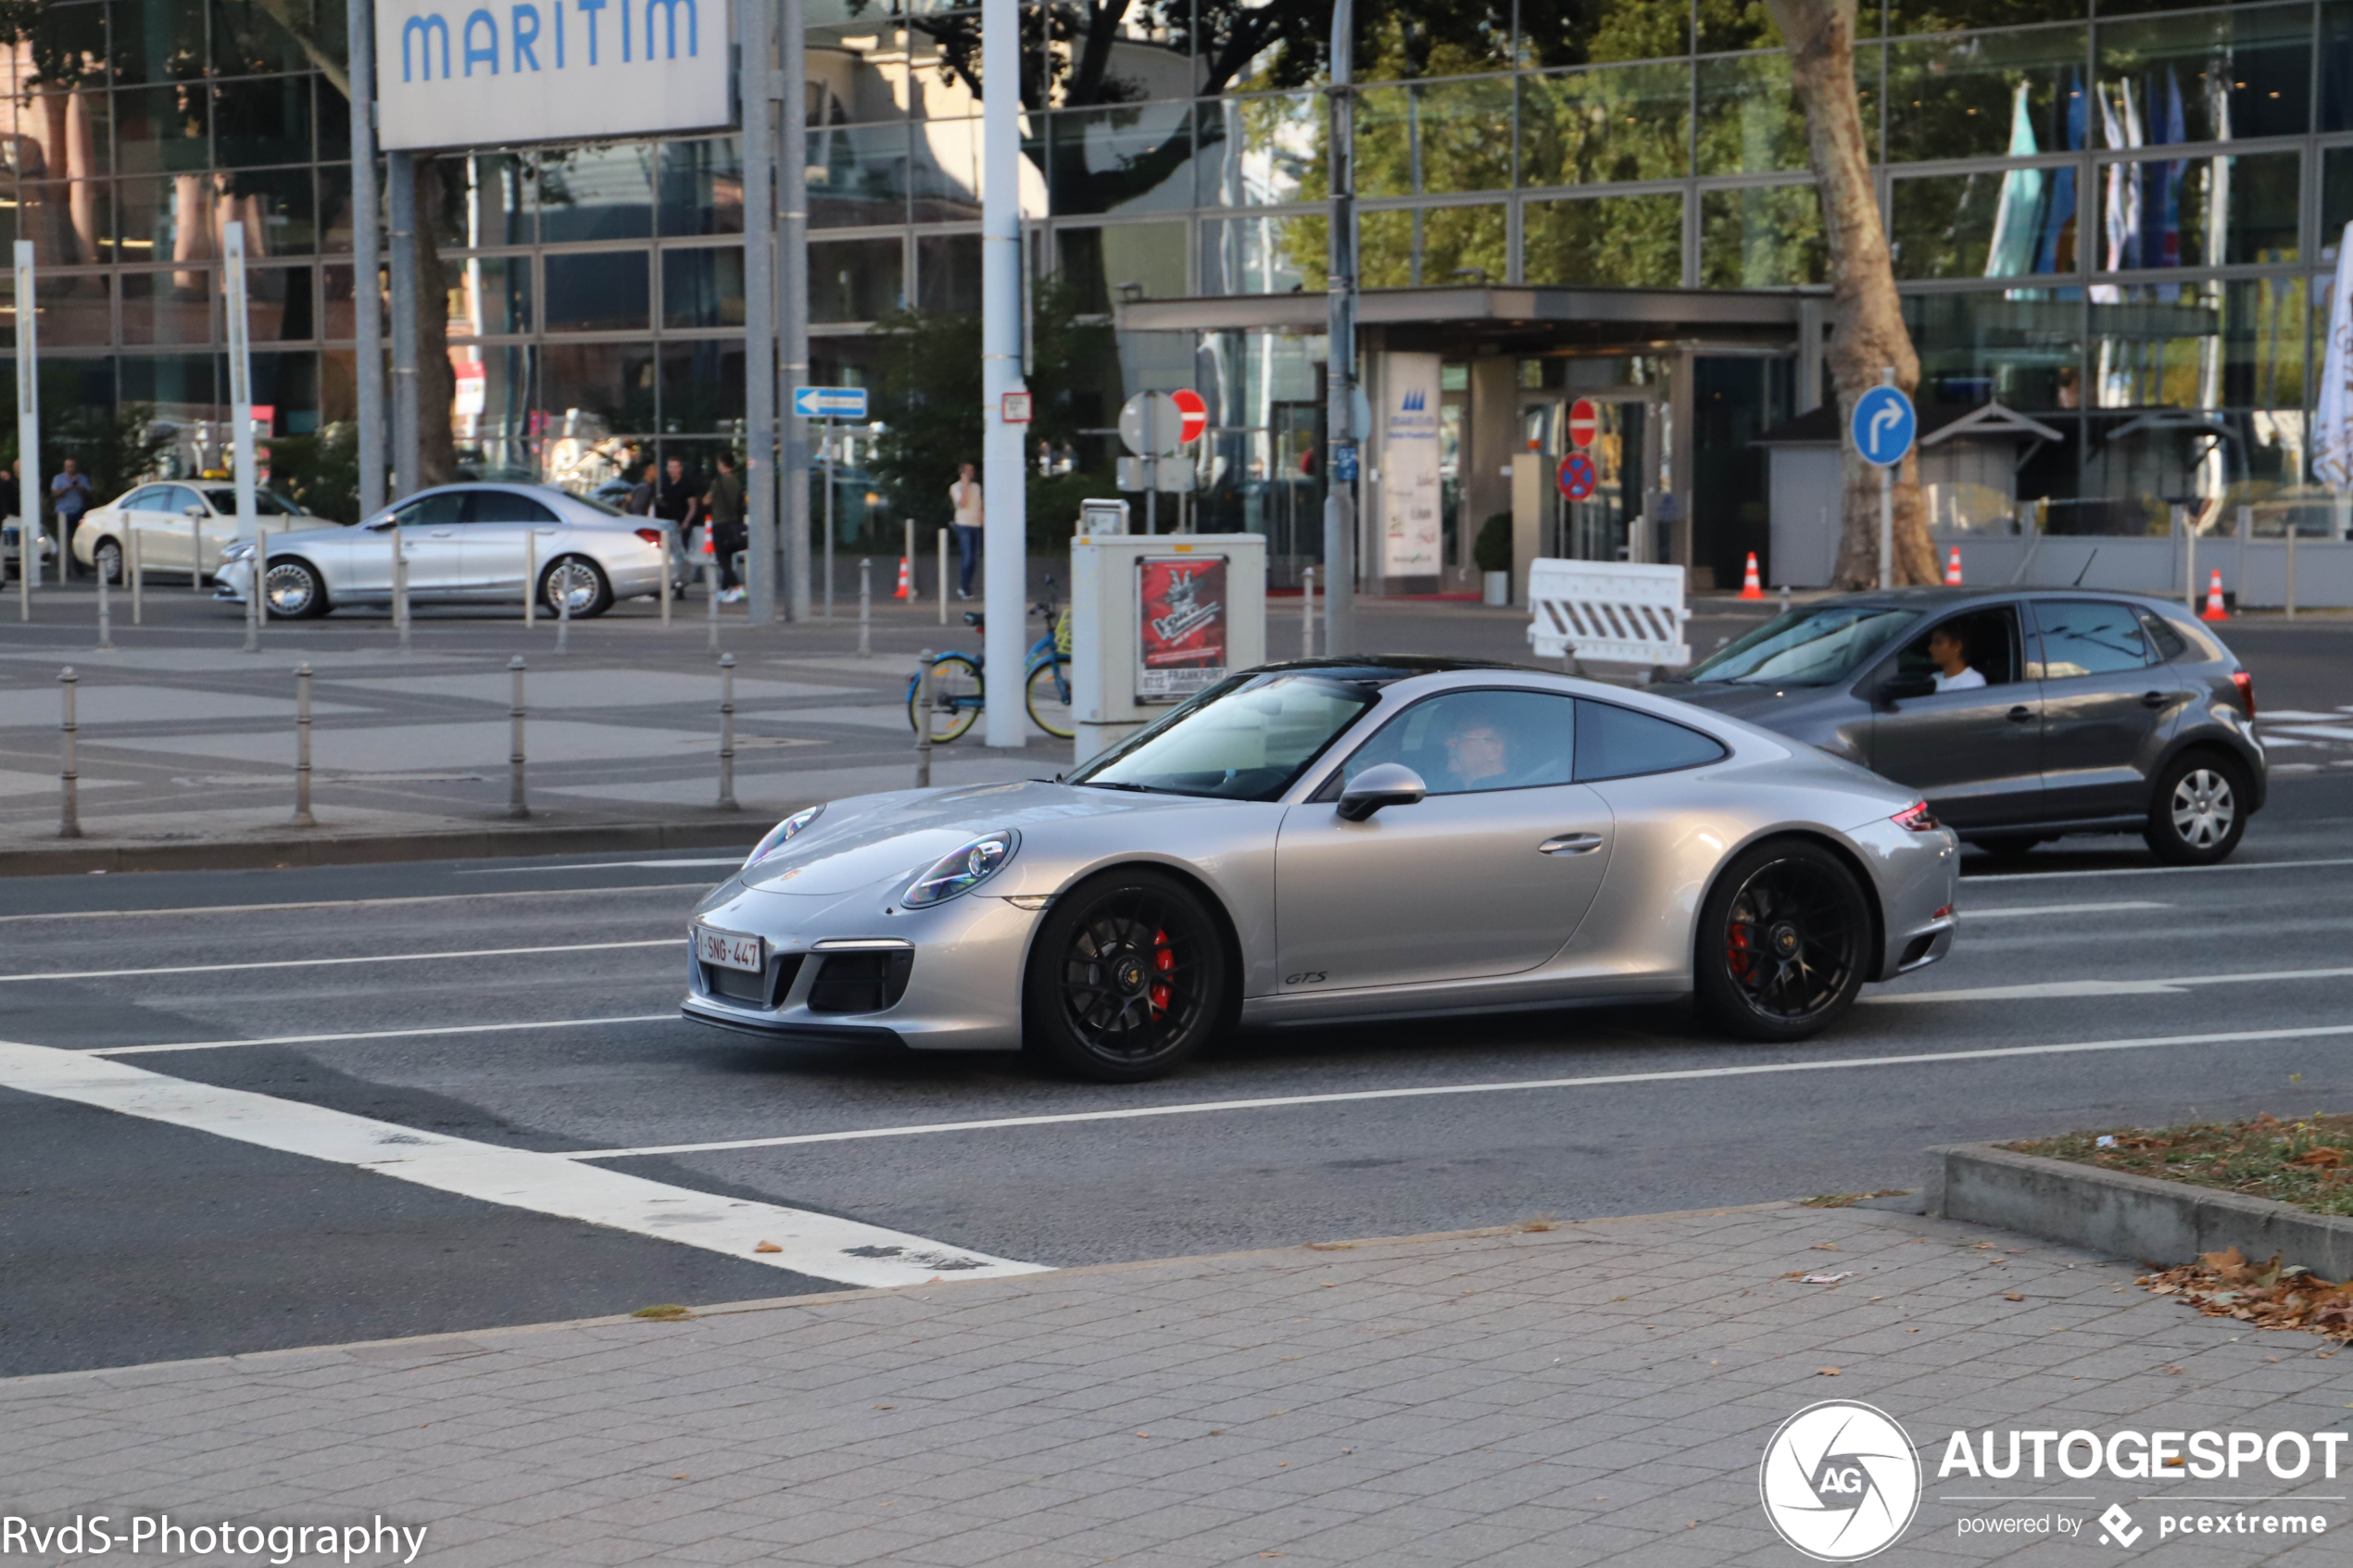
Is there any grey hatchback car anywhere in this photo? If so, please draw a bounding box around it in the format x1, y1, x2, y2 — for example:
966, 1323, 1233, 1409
1653, 588, 2264, 864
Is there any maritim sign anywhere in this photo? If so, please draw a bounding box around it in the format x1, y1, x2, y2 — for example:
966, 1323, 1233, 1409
375, 0, 733, 152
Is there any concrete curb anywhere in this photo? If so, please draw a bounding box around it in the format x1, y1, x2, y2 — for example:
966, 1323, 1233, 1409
0, 817, 769, 877
1924, 1140, 2353, 1278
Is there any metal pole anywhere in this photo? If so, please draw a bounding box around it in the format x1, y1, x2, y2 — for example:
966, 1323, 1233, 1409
388, 151, 420, 500
822, 423, 835, 620
95, 553, 112, 650
351, 0, 384, 515
556, 561, 571, 654
659, 527, 673, 628
1321, 0, 1357, 656
914, 648, 934, 787
937, 526, 949, 624
57, 667, 80, 839
1302, 564, 1315, 658
1145, 397, 1157, 535
17, 241, 39, 613
857, 556, 871, 657
1877, 367, 1894, 593
2287, 509, 2299, 620
981, 0, 1028, 746
903, 516, 914, 601
705, 557, 721, 656
507, 654, 529, 819
717, 652, 739, 809
743, 0, 781, 625
293, 661, 317, 827
779, 0, 812, 622
523, 528, 536, 627
128, 526, 142, 625
2183, 504, 2196, 611
225, 221, 260, 652
394, 536, 411, 652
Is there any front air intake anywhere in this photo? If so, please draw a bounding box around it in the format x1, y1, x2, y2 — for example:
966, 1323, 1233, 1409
807, 951, 912, 1013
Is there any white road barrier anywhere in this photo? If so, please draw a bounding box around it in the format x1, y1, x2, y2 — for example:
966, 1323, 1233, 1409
1524, 558, 1691, 668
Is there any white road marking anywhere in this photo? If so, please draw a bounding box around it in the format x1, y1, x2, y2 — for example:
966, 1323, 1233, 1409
462, 859, 748, 873
552, 1020, 2353, 1161
0, 1036, 1045, 1289
92, 1015, 679, 1056
2256, 710, 2348, 721
1957, 900, 2169, 919
0, 884, 707, 924
0, 938, 676, 983
1866, 963, 2353, 1005
1969, 855, 2353, 884
2267, 724, 2353, 742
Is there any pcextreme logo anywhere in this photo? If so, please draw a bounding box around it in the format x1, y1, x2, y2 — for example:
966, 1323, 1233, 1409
1758, 1400, 1923, 1562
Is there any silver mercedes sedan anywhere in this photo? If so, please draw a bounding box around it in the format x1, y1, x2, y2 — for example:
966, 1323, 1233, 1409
683, 659, 1960, 1082
214, 482, 675, 618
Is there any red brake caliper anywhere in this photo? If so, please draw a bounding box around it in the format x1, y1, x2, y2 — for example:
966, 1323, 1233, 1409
1150, 928, 1174, 1014
1726, 922, 1754, 982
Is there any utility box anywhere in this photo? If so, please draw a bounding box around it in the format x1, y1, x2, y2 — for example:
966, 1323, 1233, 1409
1068, 531, 1267, 765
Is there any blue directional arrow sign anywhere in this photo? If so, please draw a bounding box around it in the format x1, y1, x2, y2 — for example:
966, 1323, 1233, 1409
1850, 384, 1916, 468
793, 385, 869, 420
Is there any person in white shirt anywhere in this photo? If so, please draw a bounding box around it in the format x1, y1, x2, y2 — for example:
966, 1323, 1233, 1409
1929, 625, 1986, 693
949, 463, 983, 600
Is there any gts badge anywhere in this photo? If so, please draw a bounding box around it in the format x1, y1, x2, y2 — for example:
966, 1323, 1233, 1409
1285, 971, 1327, 986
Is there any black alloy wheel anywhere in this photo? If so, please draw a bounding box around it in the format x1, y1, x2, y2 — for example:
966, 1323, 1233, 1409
1694, 838, 1871, 1042
1024, 869, 1228, 1082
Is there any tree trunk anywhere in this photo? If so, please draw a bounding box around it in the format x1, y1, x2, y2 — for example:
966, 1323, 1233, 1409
411, 157, 459, 487
1766, 0, 1936, 589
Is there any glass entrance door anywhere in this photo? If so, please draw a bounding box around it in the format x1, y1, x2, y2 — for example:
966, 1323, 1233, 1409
1523, 395, 1657, 562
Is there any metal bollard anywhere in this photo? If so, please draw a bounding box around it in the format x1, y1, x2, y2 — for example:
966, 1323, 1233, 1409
95, 556, 114, 650
507, 654, 530, 820
716, 652, 739, 810
244, 529, 261, 654
16, 519, 28, 622
704, 559, 721, 655
659, 528, 673, 629
57, 667, 82, 839
1779, 583, 1791, 617
914, 649, 934, 788
1302, 565, 1315, 659
523, 530, 537, 628
128, 528, 143, 626
904, 518, 915, 602
293, 661, 317, 827
556, 565, 571, 654
937, 528, 949, 625
396, 550, 412, 654
857, 557, 872, 659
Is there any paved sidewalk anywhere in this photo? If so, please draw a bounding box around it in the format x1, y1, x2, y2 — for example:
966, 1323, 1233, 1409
5, 1202, 2345, 1566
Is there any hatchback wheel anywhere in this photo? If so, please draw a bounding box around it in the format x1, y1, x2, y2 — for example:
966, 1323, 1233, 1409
1024, 869, 1228, 1082
1694, 838, 1871, 1042
2145, 753, 2246, 866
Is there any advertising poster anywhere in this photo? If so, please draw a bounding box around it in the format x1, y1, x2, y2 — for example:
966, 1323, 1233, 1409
1378, 351, 1444, 577
1135, 555, 1227, 702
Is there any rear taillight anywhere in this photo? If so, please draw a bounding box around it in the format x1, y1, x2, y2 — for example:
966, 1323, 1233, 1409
1892, 800, 1939, 833
2232, 669, 2255, 720
635, 528, 663, 546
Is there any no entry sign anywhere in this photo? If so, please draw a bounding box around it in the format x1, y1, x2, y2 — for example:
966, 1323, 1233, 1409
1171, 388, 1208, 445
1557, 452, 1598, 501
1567, 398, 1599, 449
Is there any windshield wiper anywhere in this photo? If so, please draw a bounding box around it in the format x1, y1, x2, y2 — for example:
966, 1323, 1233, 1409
1073, 779, 1165, 794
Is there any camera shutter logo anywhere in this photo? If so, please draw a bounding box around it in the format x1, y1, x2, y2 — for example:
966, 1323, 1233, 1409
1758, 1400, 1921, 1561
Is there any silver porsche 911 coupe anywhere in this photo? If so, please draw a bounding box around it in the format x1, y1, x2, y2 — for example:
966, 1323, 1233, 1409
682, 658, 1959, 1081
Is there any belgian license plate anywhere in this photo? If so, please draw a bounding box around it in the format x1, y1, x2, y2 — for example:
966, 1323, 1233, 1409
695, 925, 763, 973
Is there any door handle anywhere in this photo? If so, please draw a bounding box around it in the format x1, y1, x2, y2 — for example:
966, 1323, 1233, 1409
1538, 833, 1604, 856
2006, 705, 2035, 722
2141, 691, 2168, 709
431, 530, 455, 537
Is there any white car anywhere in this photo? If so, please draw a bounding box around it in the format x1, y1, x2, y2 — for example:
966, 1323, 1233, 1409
72, 482, 326, 584
215, 482, 680, 619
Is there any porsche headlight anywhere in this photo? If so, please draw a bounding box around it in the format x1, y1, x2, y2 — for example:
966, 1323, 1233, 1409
903, 830, 1018, 908
744, 805, 824, 869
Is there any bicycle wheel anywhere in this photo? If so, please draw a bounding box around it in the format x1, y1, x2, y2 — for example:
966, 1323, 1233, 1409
1025, 659, 1075, 740
907, 652, 984, 743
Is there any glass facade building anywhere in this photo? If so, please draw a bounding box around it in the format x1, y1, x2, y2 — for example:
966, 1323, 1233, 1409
6, 0, 2348, 582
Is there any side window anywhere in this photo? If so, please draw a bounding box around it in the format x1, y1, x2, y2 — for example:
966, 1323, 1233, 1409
465, 490, 558, 524
164, 485, 206, 515
2137, 609, 2190, 662
393, 491, 468, 528
1574, 699, 1727, 782
121, 487, 160, 511
1340, 689, 1575, 797
1888, 606, 2023, 689
2034, 599, 2151, 678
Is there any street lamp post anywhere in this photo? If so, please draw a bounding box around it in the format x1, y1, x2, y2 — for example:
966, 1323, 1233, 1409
980, 0, 1028, 747
1322, 0, 1358, 656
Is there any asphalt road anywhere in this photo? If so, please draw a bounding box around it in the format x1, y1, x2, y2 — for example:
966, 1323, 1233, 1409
4, 615, 2350, 1379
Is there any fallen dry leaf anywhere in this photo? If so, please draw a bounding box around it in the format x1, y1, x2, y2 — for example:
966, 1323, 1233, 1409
1812, 1243, 1842, 1251
1817, 1367, 1842, 1376
2004, 1292, 2024, 1302
753, 1241, 782, 1254
2139, 1250, 2353, 1344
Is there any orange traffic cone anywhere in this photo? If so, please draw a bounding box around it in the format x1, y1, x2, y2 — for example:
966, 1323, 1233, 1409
1738, 551, 1764, 600
1944, 546, 1963, 586
2200, 568, 2229, 621
893, 556, 913, 599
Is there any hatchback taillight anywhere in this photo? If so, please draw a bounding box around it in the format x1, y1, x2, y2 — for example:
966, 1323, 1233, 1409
2232, 669, 2256, 720
635, 528, 663, 546
1892, 800, 1939, 833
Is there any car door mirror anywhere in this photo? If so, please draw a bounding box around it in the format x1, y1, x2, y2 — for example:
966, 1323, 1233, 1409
1337, 763, 1428, 822
182, 504, 207, 519
1881, 672, 1936, 703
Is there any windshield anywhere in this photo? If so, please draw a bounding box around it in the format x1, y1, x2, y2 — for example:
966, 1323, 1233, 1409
1684, 605, 1918, 685
202, 487, 298, 516
1067, 671, 1378, 800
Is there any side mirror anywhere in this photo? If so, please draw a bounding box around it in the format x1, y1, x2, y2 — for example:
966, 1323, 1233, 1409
1337, 762, 1428, 822
1881, 672, 1936, 703
183, 504, 207, 519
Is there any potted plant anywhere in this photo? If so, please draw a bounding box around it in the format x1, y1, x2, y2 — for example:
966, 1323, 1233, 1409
1474, 512, 1513, 606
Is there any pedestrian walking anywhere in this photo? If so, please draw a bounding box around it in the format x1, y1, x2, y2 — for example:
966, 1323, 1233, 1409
51, 458, 91, 578
706, 451, 748, 604
950, 461, 982, 600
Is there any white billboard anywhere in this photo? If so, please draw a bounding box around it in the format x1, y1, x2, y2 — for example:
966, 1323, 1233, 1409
375, 0, 733, 152
1378, 352, 1444, 578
